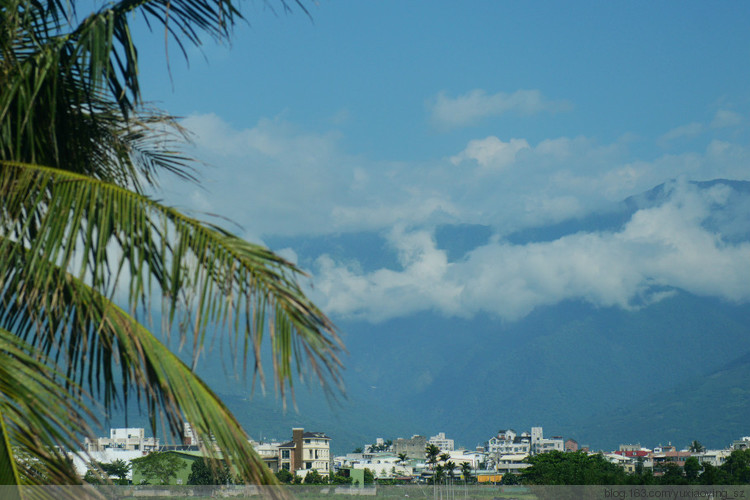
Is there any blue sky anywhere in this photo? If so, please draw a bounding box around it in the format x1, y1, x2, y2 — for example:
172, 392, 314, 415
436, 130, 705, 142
133, 1, 750, 323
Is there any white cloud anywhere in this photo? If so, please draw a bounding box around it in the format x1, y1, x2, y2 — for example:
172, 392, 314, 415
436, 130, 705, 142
170, 113, 750, 243
450, 137, 530, 169
711, 109, 742, 129
658, 122, 704, 146
429, 89, 571, 129
311, 181, 750, 323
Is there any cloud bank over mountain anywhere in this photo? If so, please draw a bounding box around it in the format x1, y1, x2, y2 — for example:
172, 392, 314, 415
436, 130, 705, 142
311, 181, 750, 322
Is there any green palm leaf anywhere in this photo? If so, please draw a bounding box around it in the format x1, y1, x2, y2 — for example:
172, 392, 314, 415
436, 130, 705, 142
0, 161, 343, 404
0, 328, 93, 487
1, 0, 337, 488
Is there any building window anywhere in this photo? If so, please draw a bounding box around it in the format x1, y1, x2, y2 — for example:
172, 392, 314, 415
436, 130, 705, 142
305, 462, 312, 469
282, 463, 290, 471
282, 450, 290, 459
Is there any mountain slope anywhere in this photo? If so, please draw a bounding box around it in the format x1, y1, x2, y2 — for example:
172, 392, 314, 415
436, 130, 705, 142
582, 349, 750, 450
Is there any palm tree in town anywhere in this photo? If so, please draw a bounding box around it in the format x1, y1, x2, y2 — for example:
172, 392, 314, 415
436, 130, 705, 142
433, 463, 445, 485
0, 0, 342, 488
444, 460, 457, 500
426, 444, 440, 473
460, 462, 472, 484
689, 440, 705, 453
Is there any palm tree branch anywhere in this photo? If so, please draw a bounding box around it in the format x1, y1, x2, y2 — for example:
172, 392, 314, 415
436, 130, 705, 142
0, 160, 343, 401
0, 327, 93, 487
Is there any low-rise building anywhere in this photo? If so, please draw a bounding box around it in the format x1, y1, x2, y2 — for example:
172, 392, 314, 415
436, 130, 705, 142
494, 453, 531, 474
446, 449, 485, 469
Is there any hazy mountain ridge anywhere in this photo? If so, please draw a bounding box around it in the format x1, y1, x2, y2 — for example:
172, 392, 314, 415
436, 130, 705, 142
111, 179, 750, 455
582, 348, 750, 450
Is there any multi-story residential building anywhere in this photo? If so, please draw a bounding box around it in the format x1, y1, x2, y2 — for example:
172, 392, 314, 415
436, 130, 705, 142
278, 428, 331, 476
731, 437, 750, 450
652, 450, 692, 474
693, 449, 731, 467
530, 427, 564, 454
565, 439, 579, 452
488, 429, 531, 456
428, 432, 454, 452
488, 427, 563, 457
394, 435, 428, 459
252, 440, 282, 472
84, 427, 159, 452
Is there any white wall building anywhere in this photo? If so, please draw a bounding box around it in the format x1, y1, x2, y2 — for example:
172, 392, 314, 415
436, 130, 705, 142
495, 454, 531, 474
447, 450, 485, 469
349, 454, 412, 478
85, 428, 159, 452
429, 432, 455, 452
488, 429, 531, 456
530, 427, 564, 455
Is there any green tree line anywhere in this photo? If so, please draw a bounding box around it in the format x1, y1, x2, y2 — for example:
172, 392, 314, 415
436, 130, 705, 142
519, 449, 750, 486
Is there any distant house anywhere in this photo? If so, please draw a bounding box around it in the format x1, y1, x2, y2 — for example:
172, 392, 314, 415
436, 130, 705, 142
652, 450, 691, 475
252, 440, 282, 473
565, 439, 578, 452
692, 449, 731, 467
278, 428, 332, 477
603, 453, 637, 474
731, 437, 750, 450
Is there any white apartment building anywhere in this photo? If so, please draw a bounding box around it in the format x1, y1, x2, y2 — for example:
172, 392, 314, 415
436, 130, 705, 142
488, 429, 531, 456
488, 427, 563, 457
429, 432, 455, 451
530, 427, 564, 454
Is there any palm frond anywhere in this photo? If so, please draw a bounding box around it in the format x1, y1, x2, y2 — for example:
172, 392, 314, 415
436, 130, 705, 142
0, 241, 284, 486
0, 327, 92, 487
0, 160, 343, 407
